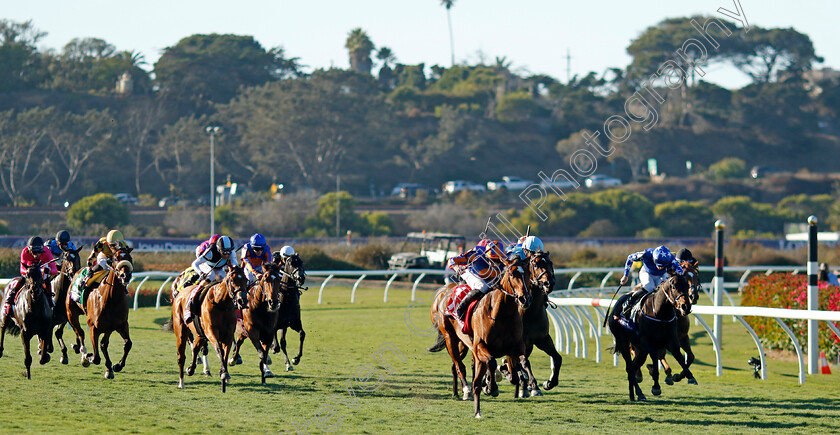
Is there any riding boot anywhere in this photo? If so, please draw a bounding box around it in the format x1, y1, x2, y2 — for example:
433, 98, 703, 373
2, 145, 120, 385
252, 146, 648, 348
184, 285, 204, 324
455, 289, 482, 321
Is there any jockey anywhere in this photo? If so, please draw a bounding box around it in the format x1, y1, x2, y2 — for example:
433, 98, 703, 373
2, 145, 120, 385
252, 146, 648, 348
451, 240, 505, 321
272, 245, 296, 268
2, 237, 58, 318
241, 233, 271, 283
184, 235, 238, 324
619, 245, 684, 292
505, 236, 528, 258
676, 248, 697, 266
509, 235, 544, 260
78, 230, 129, 299
195, 234, 221, 258
45, 230, 78, 268
446, 238, 490, 283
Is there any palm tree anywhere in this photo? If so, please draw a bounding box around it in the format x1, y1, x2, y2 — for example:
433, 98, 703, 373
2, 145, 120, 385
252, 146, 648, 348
376, 47, 397, 89
376, 47, 397, 68
344, 28, 375, 74
440, 0, 456, 66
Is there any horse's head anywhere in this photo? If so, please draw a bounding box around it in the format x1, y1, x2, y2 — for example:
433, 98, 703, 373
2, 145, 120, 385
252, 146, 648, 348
528, 251, 555, 296
500, 256, 531, 309
286, 253, 306, 287
24, 265, 44, 291
663, 273, 692, 316
259, 263, 283, 312
680, 260, 702, 305
62, 245, 84, 275
224, 264, 249, 309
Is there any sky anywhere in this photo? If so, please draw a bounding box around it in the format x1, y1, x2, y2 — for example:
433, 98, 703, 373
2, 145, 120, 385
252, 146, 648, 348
3, 0, 838, 89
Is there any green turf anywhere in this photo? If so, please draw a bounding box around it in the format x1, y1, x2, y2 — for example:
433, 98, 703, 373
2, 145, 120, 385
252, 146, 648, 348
0, 286, 837, 434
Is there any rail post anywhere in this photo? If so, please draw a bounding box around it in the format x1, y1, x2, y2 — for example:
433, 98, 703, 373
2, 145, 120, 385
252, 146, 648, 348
807, 215, 819, 374
714, 220, 725, 345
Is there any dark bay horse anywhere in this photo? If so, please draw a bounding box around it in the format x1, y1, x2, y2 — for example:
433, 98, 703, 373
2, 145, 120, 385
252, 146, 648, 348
608, 274, 693, 401
271, 254, 307, 371
49, 246, 84, 364
229, 263, 282, 384
66, 248, 134, 379
0, 266, 53, 379
654, 260, 702, 385
430, 257, 541, 418
173, 264, 249, 392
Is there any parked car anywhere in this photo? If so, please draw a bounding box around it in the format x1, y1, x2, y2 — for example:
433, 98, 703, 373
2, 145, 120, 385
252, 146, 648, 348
114, 193, 138, 206
486, 176, 534, 191
443, 180, 485, 194
158, 197, 180, 208
391, 183, 434, 198
540, 178, 578, 191
584, 175, 622, 188
750, 166, 785, 179
388, 232, 466, 270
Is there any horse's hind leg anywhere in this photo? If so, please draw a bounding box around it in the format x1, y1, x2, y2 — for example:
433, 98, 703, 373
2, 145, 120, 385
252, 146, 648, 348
0, 325, 6, 358
291, 326, 305, 365
534, 335, 562, 390
100, 330, 114, 379
668, 339, 696, 385
629, 349, 648, 401
672, 338, 695, 383
112, 322, 132, 374
87, 326, 102, 366
657, 352, 674, 385
66, 311, 87, 365
55, 322, 69, 364
518, 354, 543, 397
229, 333, 245, 366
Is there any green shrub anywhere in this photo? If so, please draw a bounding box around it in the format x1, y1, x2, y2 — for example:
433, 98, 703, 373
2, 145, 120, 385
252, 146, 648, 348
655, 200, 714, 237
742, 273, 840, 360
0, 249, 20, 277
709, 157, 747, 180
67, 193, 129, 229
0, 219, 9, 235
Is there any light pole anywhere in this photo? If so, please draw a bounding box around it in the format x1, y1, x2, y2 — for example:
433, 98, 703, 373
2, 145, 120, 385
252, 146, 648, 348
205, 125, 222, 235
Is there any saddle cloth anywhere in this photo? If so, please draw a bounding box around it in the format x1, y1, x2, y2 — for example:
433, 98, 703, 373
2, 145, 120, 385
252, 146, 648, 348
444, 284, 479, 335
70, 268, 108, 305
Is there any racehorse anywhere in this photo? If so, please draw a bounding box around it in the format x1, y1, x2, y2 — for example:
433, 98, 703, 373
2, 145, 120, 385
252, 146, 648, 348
48, 246, 84, 364
229, 263, 283, 384
608, 273, 693, 401
430, 256, 542, 418
653, 259, 702, 385
0, 266, 53, 379
270, 254, 307, 371
173, 264, 249, 392
66, 247, 134, 379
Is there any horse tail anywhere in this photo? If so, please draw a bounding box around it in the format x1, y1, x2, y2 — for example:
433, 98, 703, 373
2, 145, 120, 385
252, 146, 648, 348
427, 330, 447, 353
4, 320, 20, 336
607, 345, 618, 355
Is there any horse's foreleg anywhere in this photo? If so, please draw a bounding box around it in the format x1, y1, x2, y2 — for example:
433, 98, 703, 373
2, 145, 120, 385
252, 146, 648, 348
279, 328, 293, 371
213, 342, 230, 393
247, 332, 269, 384
112, 322, 132, 374
443, 332, 470, 400
22, 333, 32, 379
186, 338, 201, 376
229, 333, 245, 366
648, 350, 662, 396
100, 330, 114, 379
534, 335, 562, 390
87, 326, 101, 366
629, 348, 648, 401
658, 352, 674, 385
175, 328, 187, 389
518, 354, 543, 397
292, 327, 305, 365
271, 329, 281, 354
55, 321, 69, 364
66, 310, 86, 364
668, 339, 696, 385
0, 325, 6, 358
471, 343, 491, 419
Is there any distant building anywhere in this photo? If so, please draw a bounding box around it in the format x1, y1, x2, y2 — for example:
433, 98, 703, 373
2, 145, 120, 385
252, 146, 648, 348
802, 67, 840, 96
116, 72, 134, 95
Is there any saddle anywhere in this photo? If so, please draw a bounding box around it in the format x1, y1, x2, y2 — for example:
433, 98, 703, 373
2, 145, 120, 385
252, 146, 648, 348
176, 267, 200, 296
616, 291, 650, 331
70, 268, 108, 311
187, 285, 213, 339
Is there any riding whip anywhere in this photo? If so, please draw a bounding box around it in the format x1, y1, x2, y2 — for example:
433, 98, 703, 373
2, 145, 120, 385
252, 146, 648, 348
602, 283, 624, 328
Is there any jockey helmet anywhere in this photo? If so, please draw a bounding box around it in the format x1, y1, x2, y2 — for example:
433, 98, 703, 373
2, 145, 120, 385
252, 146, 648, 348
216, 236, 234, 255
280, 245, 295, 258
56, 230, 71, 244
652, 246, 673, 267
484, 241, 504, 260
523, 236, 544, 253
250, 233, 267, 249
676, 248, 695, 263
28, 236, 44, 253
106, 230, 124, 245
476, 239, 492, 248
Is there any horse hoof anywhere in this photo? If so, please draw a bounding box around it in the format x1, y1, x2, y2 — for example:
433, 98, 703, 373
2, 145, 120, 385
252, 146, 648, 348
494, 369, 503, 383
72, 344, 80, 354
81, 357, 90, 368
637, 394, 647, 401
232, 355, 243, 366
286, 364, 294, 372
224, 372, 231, 381
105, 370, 114, 379
203, 370, 211, 377
687, 377, 698, 385
266, 355, 272, 365
264, 370, 275, 378
652, 387, 661, 396
475, 413, 482, 419
530, 389, 543, 397
92, 356, 101, 365
292, 357, 300, 365
635, 373, 643, 383
60, 355, 68, 365
40, 354, 50, 365
673, 373, 683, 382
113, 363, 123, 373
665, 375, 674, 385
186, 366, 195, 377
543, 380, 557, 390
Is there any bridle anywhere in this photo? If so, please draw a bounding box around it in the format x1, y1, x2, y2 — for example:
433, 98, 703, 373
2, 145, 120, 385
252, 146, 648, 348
528, 252, 554, 294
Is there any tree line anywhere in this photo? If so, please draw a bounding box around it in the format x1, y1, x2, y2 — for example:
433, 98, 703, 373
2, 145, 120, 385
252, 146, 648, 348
0, 16, 837, 207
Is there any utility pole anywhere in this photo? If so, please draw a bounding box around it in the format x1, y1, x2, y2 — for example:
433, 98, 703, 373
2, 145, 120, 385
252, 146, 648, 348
566, 48, 572, 83
205, 125, 222, 235
336, 175, 340, 238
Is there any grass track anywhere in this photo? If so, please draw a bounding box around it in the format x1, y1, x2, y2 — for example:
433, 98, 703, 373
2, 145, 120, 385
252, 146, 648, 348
0, 286, 838, 434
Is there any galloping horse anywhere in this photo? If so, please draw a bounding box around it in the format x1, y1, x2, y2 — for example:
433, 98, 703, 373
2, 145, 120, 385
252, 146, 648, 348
49, 246, 84, 364
430, 256, 542, 418
271, 254, 307, 371
173, 264, 249, 392
0, 266, 53, 379
608, 274, 693, 401
229, 263, 283, 384
66, 247, 134, 379
654, 260, 702, 385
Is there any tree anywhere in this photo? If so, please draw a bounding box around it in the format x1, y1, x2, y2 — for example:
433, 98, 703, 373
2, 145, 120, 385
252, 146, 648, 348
376, 47, 397, 89
709, 157, 747, 180
121, 98, 167, 195
0, 19, 46, 92
655, 200, 714, 236
712, 196, 787, 234
345, 28, 375, 74
730, 27, 822, 84
304, 191, 359, 237
440, 0, 457, 66
152, 115, 208, 194
495, 92, 544, 123
67, 193, 129, 228
0, 108, 51, 205
154, 34, 278, 109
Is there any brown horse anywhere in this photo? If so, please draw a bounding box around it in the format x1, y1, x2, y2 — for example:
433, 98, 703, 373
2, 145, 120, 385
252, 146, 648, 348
430, 257, 541, 418
172, 264, 249, 392
48, 246, 84, 364
66, 247, 134, 379
270, 253, 307, 371
652, 260, 702, 385
0, 266, 53, 379
229, 263, 283, 384
608, 274, 693, 401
